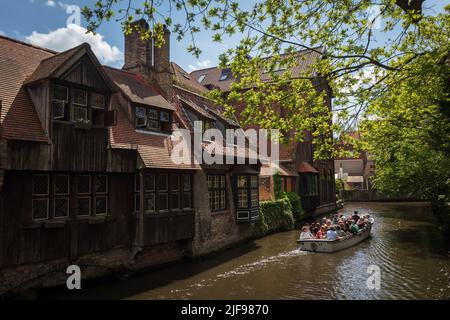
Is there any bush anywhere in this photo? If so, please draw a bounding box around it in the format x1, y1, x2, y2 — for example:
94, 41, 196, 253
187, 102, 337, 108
283, 192, 304, 226
255, 198, 294, 236
432, 195, 450, 235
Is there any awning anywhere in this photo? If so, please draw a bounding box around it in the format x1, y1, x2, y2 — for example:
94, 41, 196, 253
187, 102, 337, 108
346, 176, 364, 183
260, 162, 298, 177
298, 161, 319, 174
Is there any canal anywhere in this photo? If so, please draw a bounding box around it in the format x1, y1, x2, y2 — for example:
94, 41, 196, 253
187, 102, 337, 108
39, 202, 450, 300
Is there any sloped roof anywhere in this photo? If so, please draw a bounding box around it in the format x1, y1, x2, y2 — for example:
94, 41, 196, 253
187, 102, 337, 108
178, 96, 216, 121
260, 162, 298, 177
105, 66, 174, 111
25, 44, 83, 84
0, 35, 54, 142
298, 161, 319, 173
190, 48, 324, 93
171, 62, 209, 94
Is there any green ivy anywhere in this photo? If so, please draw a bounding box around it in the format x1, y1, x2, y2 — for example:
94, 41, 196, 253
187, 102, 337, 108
283, 192, 304, 226
273, 172, 283, 200
254, 198, 294, 236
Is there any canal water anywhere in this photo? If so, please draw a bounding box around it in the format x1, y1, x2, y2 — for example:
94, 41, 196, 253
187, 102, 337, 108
40, 202, 450, 300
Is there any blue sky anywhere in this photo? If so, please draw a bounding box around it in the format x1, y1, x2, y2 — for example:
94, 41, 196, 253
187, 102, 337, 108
0, 0, 448, 72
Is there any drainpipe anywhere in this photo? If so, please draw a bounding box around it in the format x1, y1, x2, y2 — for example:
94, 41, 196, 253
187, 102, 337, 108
132, 169, 145, 259
139, 169, 145, 247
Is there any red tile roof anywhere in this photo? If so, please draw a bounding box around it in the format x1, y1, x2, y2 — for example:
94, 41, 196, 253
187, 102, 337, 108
25, 44, 84, 84
105, 66, 175, 111
190, 48, 324, 93
171, 62, 209, 94
109, 102, 199, 170
0, 35, 54, 142
298, 161, 319, 173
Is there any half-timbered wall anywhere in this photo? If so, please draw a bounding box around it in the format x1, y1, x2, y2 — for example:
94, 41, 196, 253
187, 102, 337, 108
0, 171, 133, 269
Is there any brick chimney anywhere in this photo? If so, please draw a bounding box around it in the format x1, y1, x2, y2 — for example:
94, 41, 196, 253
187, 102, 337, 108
123, 19, 173, 99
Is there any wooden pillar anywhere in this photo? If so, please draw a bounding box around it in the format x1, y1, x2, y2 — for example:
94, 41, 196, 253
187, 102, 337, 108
138, 170, 144, 247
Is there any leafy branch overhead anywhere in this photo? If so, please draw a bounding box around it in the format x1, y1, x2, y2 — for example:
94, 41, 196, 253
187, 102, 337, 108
82, 0, 450, 160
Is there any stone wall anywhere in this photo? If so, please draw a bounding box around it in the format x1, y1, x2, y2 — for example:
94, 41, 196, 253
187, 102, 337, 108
190, 171, 253, 256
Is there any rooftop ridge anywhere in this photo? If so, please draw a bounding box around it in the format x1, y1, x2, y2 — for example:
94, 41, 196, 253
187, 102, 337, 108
0, 34, 57, 54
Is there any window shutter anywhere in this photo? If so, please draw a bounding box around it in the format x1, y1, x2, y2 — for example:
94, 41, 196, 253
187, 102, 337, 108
105, 110, 117, 126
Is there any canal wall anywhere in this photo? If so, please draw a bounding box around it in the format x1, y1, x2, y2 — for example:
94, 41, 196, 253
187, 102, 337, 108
343, 190, 421, 202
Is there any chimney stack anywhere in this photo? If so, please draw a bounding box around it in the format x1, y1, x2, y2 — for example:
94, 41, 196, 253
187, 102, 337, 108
123, 19, 173, 99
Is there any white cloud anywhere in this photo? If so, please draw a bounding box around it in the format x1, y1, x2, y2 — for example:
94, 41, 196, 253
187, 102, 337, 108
188, 59, 212, 71
25, 24, 123, 65
58, 1, 70, 10
45, 0, 56, 7
0, 30, 5, 36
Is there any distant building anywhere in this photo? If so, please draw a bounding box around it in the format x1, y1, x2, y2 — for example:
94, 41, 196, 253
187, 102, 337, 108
334, 132, 374, 190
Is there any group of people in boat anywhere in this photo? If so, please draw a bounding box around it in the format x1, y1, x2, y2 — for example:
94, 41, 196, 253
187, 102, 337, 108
299, 211, 371, 241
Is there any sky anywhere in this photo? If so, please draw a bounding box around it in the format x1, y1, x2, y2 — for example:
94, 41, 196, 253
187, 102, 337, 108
0, 0, 448, 72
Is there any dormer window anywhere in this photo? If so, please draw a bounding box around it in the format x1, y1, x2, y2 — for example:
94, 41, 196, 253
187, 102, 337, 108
219, 69, 231, 81
135, 105, 172, 133
51, 83, 107, 127
197, 74, 206, 83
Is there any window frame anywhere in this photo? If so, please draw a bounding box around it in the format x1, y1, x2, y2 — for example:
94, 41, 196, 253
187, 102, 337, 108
134, 105, 172, 133
236, 174, 259, 210
207, 174, 227, 212
135, 172, 193, 213
51, 82, 107, 126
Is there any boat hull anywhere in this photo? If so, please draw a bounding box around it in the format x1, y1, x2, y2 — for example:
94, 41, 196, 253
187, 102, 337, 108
297, 222, 373, 253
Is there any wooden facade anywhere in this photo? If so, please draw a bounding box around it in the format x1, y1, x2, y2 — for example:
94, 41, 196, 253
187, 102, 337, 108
0, 30, 263, 295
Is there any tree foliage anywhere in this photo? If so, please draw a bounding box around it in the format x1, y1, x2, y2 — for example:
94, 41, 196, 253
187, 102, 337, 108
360, 51, 450, 200
82, 1, 450, 160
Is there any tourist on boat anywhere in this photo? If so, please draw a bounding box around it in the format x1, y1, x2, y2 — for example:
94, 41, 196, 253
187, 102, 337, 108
299, 226, 314, 240
311, 222, 320, 236
350, 221, 359, 234
352, 211, 360, 222
326, 219, 332, 228
315, 225, 327, 239
332, 214, 339, 224
336, 225, 347, 238
326, 226, 339, 241
357, 218, 366, 230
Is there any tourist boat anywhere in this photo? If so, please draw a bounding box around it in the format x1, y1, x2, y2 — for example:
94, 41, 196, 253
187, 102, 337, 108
297, 218, 374, 253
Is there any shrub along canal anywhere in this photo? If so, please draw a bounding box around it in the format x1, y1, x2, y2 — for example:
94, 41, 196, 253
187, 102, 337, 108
39, 202, 449, 300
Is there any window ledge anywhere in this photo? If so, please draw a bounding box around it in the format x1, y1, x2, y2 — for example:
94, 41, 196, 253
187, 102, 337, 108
211, 210, 231, 216
132, 210, 194, 218
135, 129, 171, 137
25, 220, 68, 229
88, 216, 106, 224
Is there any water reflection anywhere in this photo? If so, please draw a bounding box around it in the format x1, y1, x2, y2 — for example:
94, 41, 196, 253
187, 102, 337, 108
39, 202, 450, 300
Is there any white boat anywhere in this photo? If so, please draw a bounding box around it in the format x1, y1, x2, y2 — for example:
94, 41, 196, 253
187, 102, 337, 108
297, 218, 374, 253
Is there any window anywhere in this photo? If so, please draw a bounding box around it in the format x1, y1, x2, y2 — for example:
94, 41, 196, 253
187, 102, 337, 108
208, 175, 226, 211
197, 74, 207, 83
32, 175, 49, 221
158, 174, 169, 211
91, 93, 105, 109
51, 83, 107, 125
182, 175, 192, 209
135, 106, 172, 133
219, 69, 231, 81
94, 175, 108, 215
54, 175, 69, 219
135, 106, 147, 128
135, 173, 192, 213
76, 174, 109, 216
236, 175, 259, 209
52, 85, 69, 120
